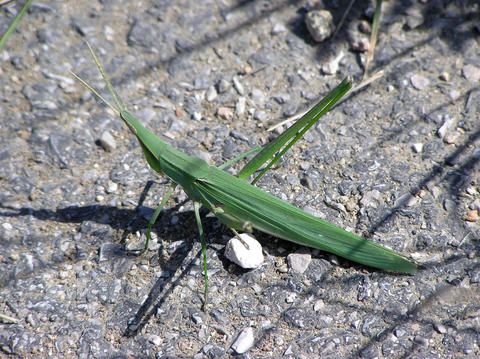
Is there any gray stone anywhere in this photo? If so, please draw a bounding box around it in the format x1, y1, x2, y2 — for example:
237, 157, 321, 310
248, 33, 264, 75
410, 74, 430, 90
97, 131, 116, 152
232, 76, 245, 95
235, 97, 246, 115
305, 10, 334, 42
99, 243, 124, 262
462, 64, 480, 82
217, 79, 231, 93
253, 110, 268, 122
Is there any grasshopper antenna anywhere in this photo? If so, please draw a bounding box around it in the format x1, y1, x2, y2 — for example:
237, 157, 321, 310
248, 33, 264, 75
70, 41, 126, 115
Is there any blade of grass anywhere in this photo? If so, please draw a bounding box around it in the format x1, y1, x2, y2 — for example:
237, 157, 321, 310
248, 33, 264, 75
237, 77, 352, 183
0, 0, 32, 52
364, 0, 382, 79
267, 70, 383, 132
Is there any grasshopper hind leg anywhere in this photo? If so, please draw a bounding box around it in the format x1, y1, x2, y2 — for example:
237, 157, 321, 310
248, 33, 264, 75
194, 201, 209, 311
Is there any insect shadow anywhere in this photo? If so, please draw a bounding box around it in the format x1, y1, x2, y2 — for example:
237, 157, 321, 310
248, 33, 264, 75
0, 180, 282, 336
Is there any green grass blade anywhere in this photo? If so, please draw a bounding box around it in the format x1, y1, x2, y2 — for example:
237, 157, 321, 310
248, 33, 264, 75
237, 77, 352, 182
0, 0, 32, 52
364, 0, 383, 79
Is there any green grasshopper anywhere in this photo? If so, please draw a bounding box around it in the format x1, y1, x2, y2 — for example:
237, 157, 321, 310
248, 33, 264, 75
73, 44, 416, 309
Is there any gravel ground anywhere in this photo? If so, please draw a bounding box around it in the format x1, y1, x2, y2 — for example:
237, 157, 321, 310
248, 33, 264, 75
0, 1, 479, 358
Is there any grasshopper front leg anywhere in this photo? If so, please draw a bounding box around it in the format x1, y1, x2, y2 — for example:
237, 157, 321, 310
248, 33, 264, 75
135, 183, 178, 255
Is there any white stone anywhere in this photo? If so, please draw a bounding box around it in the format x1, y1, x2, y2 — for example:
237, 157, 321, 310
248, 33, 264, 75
272, 23, 287, 34
314, 299, 325, 311
437, 116, 455, 139
148, 335, 162, 346
412, 143, 423, 153
322, 51, 344, 75
106, 180, 118, 194
231, 327, 255, 354
206, 86, 217, 102
225, 233, 264, 269
2, 222, 13, 230
287, 251, 312, 274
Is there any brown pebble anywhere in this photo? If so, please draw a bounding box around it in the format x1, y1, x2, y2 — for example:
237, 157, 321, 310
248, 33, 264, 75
465, 210, 479, 222
175, 107, 186, 118
443, 131, 460, 144
350, 36, 370, 52
17, 130, 31, 139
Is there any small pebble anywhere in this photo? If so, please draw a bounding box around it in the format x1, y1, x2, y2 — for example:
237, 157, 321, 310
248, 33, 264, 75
322, 51, 344, 75
412, 143, 423, 153
2, 222, 13, 230
235, 97, 246, 115
106, 180, 118, 194
233, 76, 245, 95
148, 335, 162, 346
217, 107, 234, 121
443, 131, 460, 144
285, 292, 297, 303
251, 88, 265, 107
225, 233, 264, 269
99, 243, 124, 262
434, 323, 447, 334
437, 116, 455, 139
271, 23, 287, 35
358, 20, 371, 34
98, 131, 116, 152
206, 86, 217, 102
217, 79, 231, 93
231, 327, 255, 354
405, 8, 425, 29
462, 64, 480, 83
413, 335, 429, 347
192, 112, 202, 121
465, 210, 478, 222
287, 251, 312, 274
305, 10, 334, 42
410, 74, 430, 90
313, 299, 325, 311
254, 110, 268, 122
350, 36, 370, 52
449, 89, 461, 101
439, 71, 450, 81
